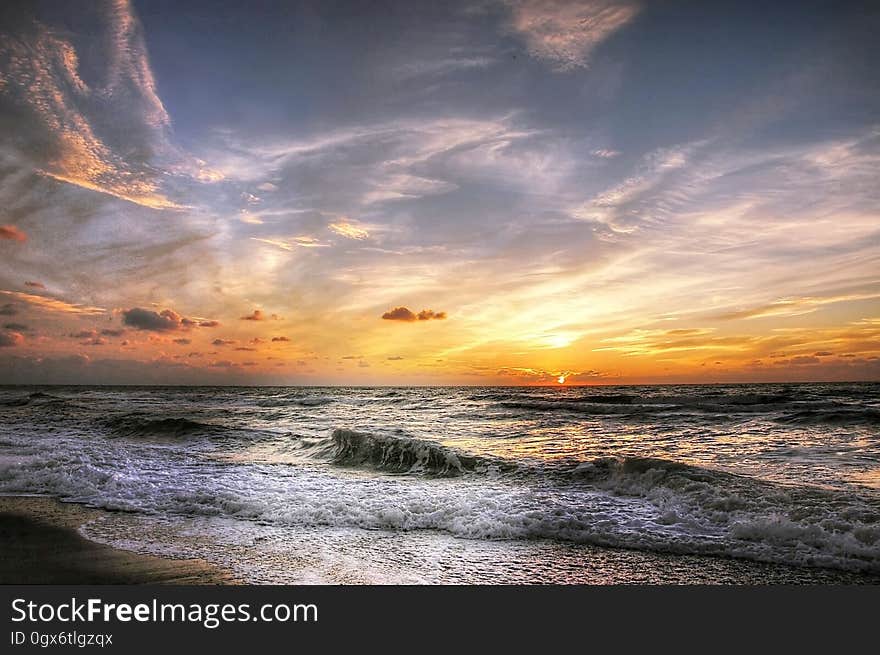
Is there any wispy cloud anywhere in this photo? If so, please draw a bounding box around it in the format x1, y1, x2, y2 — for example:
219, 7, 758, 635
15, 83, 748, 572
0, 291, 104, 316
328, 221, 370, 240
504, 0, 640, 70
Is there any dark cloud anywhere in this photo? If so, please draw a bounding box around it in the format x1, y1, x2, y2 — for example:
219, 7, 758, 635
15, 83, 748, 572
235, 347, 256, 351
80, 338, 106, 346
381, 307, 447, 321
173, 338, 192, 345
0, 225, 27, 242
24, 281, 46, 289
212, 338, 235, 346
241, 310, 264, 321
813, 351, 833, 357
199, 320, 220, 328
0, 331, 24, 347
122, 307, 191, 332
789, 356, 821, 366
387, 356, 404, 360
69, 329, 98, 339
271, 336, 290, 342
100, 328, 125, 337
3, 323, 28, 332
0, 304, 17, 316
382, 307, 416, 321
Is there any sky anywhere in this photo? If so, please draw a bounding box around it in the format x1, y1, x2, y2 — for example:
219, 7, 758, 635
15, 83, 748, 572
0, 0, 878, 385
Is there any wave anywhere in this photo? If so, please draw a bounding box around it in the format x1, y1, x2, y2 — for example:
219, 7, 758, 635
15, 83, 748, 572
499, 400, 637, 415
102, 414, 234, 439
776, 408, 880, 427
1, 391, 65, 407
255, 396, 334, 408
2, 436, 878, 574
325, 429, 490, 476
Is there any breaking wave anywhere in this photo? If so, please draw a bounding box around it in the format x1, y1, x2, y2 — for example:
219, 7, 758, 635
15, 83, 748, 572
322, 429, 490, 476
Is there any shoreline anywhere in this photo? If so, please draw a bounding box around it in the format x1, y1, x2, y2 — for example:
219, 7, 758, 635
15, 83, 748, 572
0, 496, 235, 585
2, 495, 878, 585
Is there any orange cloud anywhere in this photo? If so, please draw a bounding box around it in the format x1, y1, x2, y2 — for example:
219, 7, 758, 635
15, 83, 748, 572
0, 331, 24, 347
0, 290, 104, 315
241, 310, 264, 321
0, 225, 27, 242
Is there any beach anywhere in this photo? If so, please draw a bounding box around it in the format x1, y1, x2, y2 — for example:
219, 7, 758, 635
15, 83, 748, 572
0, 496, 232, 585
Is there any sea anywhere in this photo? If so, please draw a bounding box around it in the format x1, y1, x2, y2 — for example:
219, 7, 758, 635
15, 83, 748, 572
1, 383, 878, 584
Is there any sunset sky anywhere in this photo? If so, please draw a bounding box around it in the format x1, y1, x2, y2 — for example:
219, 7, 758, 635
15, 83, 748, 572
0, 0, 878, 385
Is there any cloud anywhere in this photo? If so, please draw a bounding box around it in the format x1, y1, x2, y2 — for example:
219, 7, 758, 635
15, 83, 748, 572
387, 356, 404, 360
100, 328, 125, 337
3, 323, 28, 331
122, 307, 192, 331
381, 306, 447, 322
241, 309, 265, 321
328, 221, 370, 240
505, 0, 640, 70
712, 292, 880, 321
173, 338, 191, 345
69, 329, 98, 339
251, 237, 330, 251
24, 281, 46, 289
271, 336, 290, 342
212, 339, 235, 346
0, 1, 186, 209
0, 304, 18, 316
0, 331, 24, 347
0, 291, 104, 315
496, 366, 603, 383
0, 225, 27, 242
199, 320, 220, 328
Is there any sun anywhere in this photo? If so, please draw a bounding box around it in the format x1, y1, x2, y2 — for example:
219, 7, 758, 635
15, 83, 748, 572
557, 375, 566, 384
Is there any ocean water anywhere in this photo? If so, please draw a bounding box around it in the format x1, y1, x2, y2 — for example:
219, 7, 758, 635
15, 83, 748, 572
1, 383, 878, 584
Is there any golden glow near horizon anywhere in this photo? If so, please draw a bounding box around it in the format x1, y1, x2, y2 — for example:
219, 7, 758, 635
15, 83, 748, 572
0, 1, 878, 385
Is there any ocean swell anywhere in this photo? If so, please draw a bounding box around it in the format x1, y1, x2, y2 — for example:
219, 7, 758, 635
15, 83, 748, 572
102, 414, 234, 440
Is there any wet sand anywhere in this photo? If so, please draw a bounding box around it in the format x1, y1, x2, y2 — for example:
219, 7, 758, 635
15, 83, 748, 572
0, 496, 235, 584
